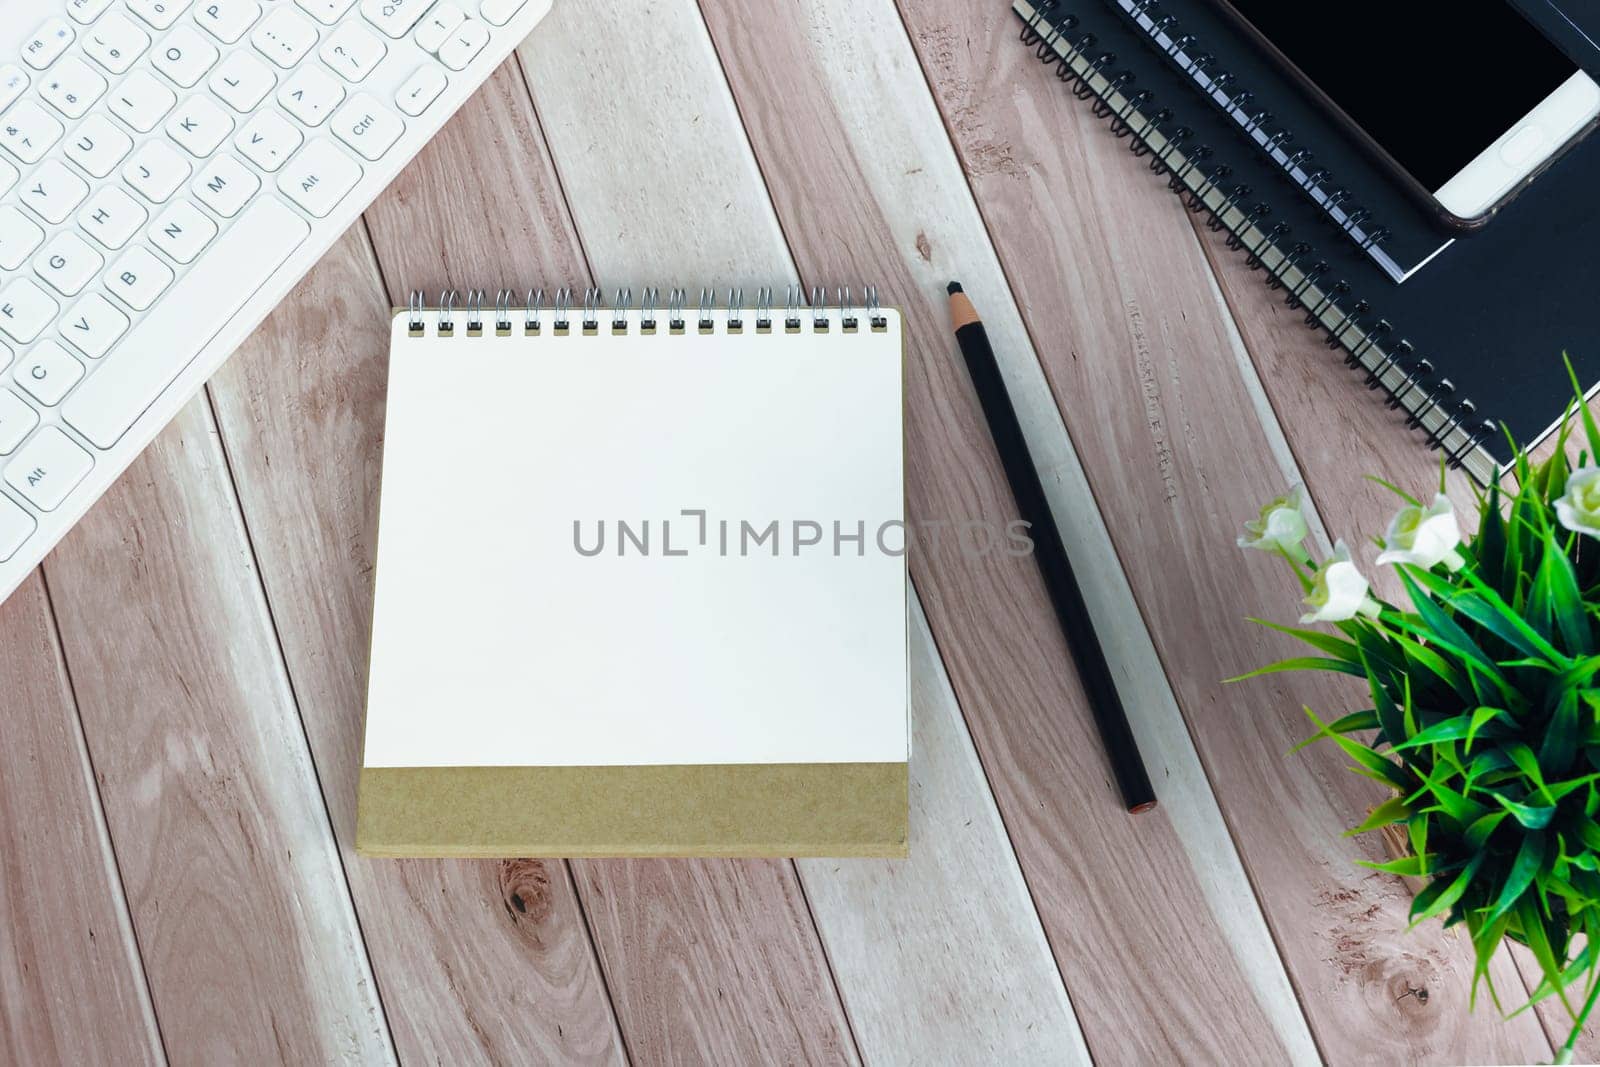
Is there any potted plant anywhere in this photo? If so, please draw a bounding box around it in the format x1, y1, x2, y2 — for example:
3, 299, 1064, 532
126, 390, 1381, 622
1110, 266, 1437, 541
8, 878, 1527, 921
1237, 370, 1600, 1063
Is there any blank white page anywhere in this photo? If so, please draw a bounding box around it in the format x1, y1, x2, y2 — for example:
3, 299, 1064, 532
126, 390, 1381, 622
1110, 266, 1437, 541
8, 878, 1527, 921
363, 307, 907, 768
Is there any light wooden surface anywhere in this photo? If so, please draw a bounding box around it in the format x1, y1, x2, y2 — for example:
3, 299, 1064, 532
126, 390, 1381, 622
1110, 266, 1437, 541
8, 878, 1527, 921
1, 0, 1573, 1063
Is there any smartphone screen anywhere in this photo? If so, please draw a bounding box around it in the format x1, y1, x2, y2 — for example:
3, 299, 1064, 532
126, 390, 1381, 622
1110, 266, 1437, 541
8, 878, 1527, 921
1220, 1, 1579, 191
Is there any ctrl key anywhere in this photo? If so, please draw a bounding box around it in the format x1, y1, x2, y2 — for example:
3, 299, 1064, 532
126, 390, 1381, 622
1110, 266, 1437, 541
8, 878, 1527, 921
5, 426, 92, 511
0, 494, 35, 562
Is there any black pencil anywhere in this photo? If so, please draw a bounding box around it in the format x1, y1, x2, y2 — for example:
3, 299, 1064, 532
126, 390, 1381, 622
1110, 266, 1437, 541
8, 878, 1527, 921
948, 281, 1157, 814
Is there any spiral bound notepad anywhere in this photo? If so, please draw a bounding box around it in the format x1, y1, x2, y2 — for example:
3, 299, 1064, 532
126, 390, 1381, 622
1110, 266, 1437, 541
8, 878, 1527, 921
356, 286, 909, 858
1016, 0, 1600, 483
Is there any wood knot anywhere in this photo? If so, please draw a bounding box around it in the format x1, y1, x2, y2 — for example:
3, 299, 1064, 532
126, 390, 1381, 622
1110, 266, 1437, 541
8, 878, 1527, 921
498, 859, 554, 925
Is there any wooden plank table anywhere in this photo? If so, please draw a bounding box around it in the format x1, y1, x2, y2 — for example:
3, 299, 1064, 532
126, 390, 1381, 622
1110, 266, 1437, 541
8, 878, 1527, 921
1, 1, 1576, 1063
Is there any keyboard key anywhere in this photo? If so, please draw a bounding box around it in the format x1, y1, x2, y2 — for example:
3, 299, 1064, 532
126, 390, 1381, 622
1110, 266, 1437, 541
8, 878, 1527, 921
22, 20, 76, 71
20, 161, 90, 225
6, 427, 93, 510
236, 109, 302, 171
437, 20, 489, 70
153, 25, 220, 87
0, 158, 14, 197
127, 0, 194, 31
66, 0, 116, 24
149, 199, 218, 262
108, 70, 176, 132
123, 140, 191, 201
321, 21, 387, 82
252, 7, 320, 68
209, 51, 275, 111
276, 138, 361, 217
196, 0, 263, 43
60, 292, 129, 359
279, 64, 344, 126
479, 0, 527, 26
65, 196, 310, 449
105, 246, 174, 310
0, 389, 40, 455
39, 56, 106, 119
0, 67, 27, 114
416, 4, 464, 51
82, 13, 151, 75
298, 0, 359, 23
0, 279, 59, 344
332, 94, 403, 160
0, 206, 45, 270
395, 64, 446, 116
192, 154, 259, 216
78, 186, 147, 249
0, 100, 65, 164
15, 340, 85, 406
64, 114, 133, 178
34, 231, 104, 295
362, 0, 436, 37
0, 494, 35, 561
166, 96, 234, 156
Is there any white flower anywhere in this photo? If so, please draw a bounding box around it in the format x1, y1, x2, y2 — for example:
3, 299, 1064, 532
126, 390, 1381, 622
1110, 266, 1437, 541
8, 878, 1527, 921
1374, 493, 1465, 571
1557, 467, 1600, 539
1301, 541, 1381, 624
1238, 484, 1311, 563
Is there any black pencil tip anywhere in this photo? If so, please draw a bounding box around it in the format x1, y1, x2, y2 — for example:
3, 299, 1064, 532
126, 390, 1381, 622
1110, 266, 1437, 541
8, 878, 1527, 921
947, 281, 963, 295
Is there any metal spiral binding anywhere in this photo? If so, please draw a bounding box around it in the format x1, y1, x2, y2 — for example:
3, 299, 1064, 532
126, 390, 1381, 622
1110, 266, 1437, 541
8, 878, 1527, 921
404, 286, 890, 342
809, 287, 829, 332
612, 288, 631, 333
553, 287, 571, 334
407, 290, 424, 335
437, 288, 454, 334
581, 287, 601, 334
494, 289, 513, 334
755, 287, 773, 333
525, 288, 543, 333
641, 287, 658, 333
668, 288, 686, 333
698, 288, 716, 333
1016, 0, 1496, 473
1106, 0, 1396, 267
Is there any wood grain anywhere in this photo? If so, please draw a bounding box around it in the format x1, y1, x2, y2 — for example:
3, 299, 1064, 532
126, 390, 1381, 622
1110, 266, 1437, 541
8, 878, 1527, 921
0, 573, 164, 1067
895, 0, 1554, 1061
4, 0, 1570, 1059
204, 225, 625, 1065
40, 398, 392, 1064
519, 2, 1177, 1061
360, 60, 861, 1062
798, 597, 1093, 1065
670, 0, 1311, 1059
528, 0, 1312, 1055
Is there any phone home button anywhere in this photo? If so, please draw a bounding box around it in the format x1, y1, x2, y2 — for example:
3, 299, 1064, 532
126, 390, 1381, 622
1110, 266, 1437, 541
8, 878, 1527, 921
1500, 125, 1548, 166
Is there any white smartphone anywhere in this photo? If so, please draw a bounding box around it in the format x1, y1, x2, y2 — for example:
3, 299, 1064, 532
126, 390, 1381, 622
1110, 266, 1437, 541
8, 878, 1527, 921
1211, 1, 1600, 229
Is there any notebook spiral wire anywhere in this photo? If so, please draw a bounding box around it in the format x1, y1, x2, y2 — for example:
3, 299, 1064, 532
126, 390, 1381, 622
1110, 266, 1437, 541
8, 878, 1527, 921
407, 286, 889, 338
1018, 0, 1495, 469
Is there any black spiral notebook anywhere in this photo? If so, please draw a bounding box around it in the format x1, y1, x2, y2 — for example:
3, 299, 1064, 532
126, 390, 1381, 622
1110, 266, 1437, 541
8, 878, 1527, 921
1015, 0, 1600, 483
1106, 0, 1456, 282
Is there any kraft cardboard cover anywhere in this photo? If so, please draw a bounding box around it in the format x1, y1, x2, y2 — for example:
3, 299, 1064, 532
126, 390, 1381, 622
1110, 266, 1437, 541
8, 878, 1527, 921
356, 762, 909, 858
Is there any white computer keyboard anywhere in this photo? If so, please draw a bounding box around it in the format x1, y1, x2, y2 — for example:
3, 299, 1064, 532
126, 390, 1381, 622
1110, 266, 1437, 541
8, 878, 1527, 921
0, 0, 552, 603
